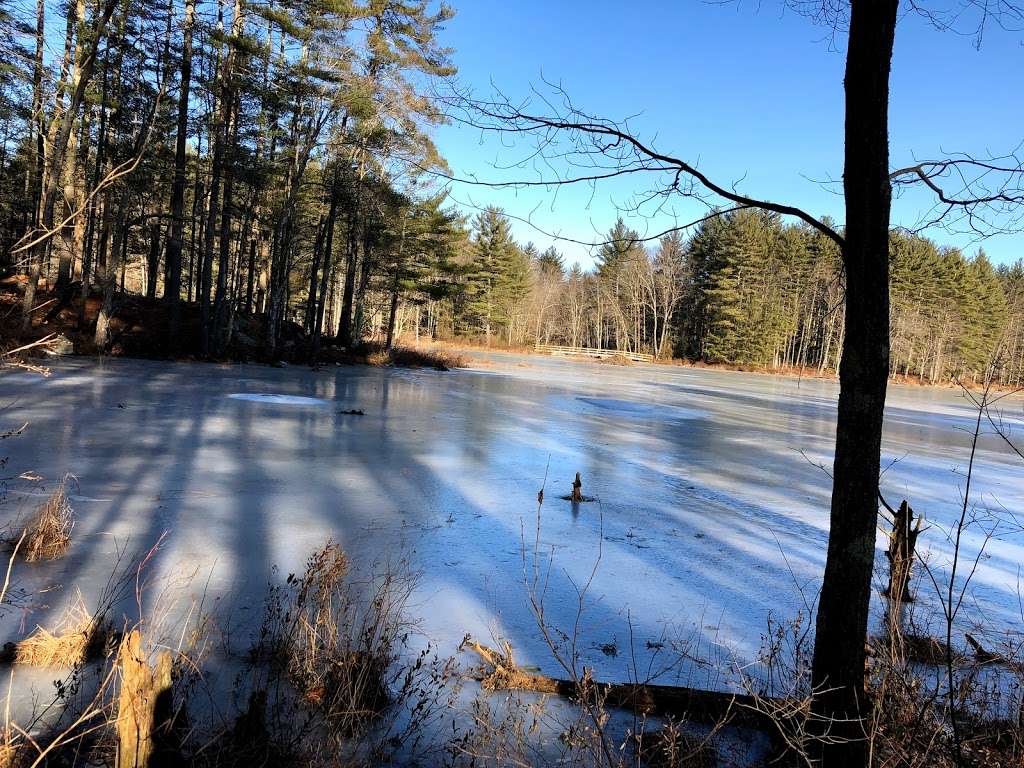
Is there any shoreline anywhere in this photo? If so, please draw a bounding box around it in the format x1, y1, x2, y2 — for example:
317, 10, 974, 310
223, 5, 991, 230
435, 340, 1014, 395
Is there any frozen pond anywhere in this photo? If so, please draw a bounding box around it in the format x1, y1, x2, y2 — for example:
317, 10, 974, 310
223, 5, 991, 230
2, 353, 1023, 694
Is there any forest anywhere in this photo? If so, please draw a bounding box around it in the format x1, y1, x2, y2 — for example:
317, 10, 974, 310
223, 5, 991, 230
0, 0, 1020, 384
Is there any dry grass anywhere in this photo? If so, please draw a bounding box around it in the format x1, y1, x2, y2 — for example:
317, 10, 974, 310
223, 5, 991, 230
15, 478, 74, 562
593, 354, 634, 366
276, 544, 393, 733
0, 742, 19, 768
11, 599, 110, 667
636, 721, 716, 768
383, 344, 468, 370
339, 341, 469, 370
250, 541, 456, 751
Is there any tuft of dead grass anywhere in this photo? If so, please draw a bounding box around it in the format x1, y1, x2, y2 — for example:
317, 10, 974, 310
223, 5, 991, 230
325, 340, 469, 370
382, 344, 468, 370
594, 354, 634, 366
10, 599, 111, 667
0, 742, 20, 768
14, 477, 74, 562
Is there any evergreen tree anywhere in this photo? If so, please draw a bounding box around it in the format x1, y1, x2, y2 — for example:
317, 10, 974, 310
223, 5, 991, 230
466, 206, 519, 342
537, 245, 565, 278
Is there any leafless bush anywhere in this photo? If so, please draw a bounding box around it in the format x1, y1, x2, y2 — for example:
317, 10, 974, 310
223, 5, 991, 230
635, 719, 716, 768
192, 541, 460, 766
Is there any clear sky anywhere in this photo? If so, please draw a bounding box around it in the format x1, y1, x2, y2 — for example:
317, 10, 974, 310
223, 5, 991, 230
431, 1, 1024, 270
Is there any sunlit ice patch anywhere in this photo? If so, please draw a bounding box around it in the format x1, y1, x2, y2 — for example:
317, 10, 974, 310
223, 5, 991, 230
227, 393, 331, 406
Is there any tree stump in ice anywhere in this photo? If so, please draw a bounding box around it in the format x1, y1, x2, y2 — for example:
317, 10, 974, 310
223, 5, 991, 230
884, 499, 922, 603
116, 629, 173, 768
571, 472, 583, 503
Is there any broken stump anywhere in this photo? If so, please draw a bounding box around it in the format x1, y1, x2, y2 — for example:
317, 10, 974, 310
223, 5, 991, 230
116, 630, 174, 768
571, 472, 583, 503
884, 499, 922, 603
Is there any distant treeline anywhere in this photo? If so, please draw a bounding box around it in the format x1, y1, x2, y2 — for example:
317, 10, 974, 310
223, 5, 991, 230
425, 207, 1023, 386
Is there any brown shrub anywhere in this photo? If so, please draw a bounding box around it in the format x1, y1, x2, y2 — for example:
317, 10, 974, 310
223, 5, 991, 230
15, 478, 73, 562
12, 600, 111, 667
595, 354, 634, 366
0, 741, 20, 768
262, 543, 404, 736
383, 344, 468, 370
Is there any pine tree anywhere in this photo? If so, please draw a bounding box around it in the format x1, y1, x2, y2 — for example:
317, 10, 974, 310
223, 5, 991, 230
466, 206, 518, 342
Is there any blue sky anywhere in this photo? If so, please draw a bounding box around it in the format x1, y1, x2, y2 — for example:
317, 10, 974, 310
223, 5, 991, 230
431, 1, 1024, 270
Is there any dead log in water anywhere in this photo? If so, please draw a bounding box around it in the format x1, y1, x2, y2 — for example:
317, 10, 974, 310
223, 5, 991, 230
459, 635, 793, 734
883, 499, 923, 603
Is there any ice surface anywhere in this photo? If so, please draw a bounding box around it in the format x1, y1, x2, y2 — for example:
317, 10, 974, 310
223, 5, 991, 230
227, 392, 332, 405
1, 353, 1022, 700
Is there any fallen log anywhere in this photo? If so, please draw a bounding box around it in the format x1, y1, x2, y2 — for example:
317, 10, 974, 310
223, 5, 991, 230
459, 635, 796, 734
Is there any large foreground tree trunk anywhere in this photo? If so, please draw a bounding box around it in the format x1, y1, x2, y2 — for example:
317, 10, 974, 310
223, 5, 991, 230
810, 2, 897, 765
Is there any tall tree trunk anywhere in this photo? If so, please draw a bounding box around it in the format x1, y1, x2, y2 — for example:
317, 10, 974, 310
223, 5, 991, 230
146, 220, 160, 298
30, 0, 44, 227
810, 2, 897, 765
20, 0, 119, 333
385, 276, 400, 351
352, 230, 373, 343
212, 91, 239, 352
200, 136, 224, 355
311, 196, 338, 358
305, 213, 327, 332
95, 192, 129, 348
384, 213, 408, 352
337, 204, 359, 346
79, 50, 111, 327
54, 50, 85, 294
245, 237, 256, 311
163, 0, 195, 345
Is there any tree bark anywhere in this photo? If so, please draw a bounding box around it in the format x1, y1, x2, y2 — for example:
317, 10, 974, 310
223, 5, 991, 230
94, 191, 129, 348
311, 178, 340, 359
146, 220, 160, 298
116, 630, 174, 768
20, 0, 119, 334
337, 197, 360, 347
305, 213, 327, 332
163, 0, 195, 345
810, 3, 897, 765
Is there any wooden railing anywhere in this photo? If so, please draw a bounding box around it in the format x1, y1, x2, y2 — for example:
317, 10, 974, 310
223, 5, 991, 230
534, 344, 655, 363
